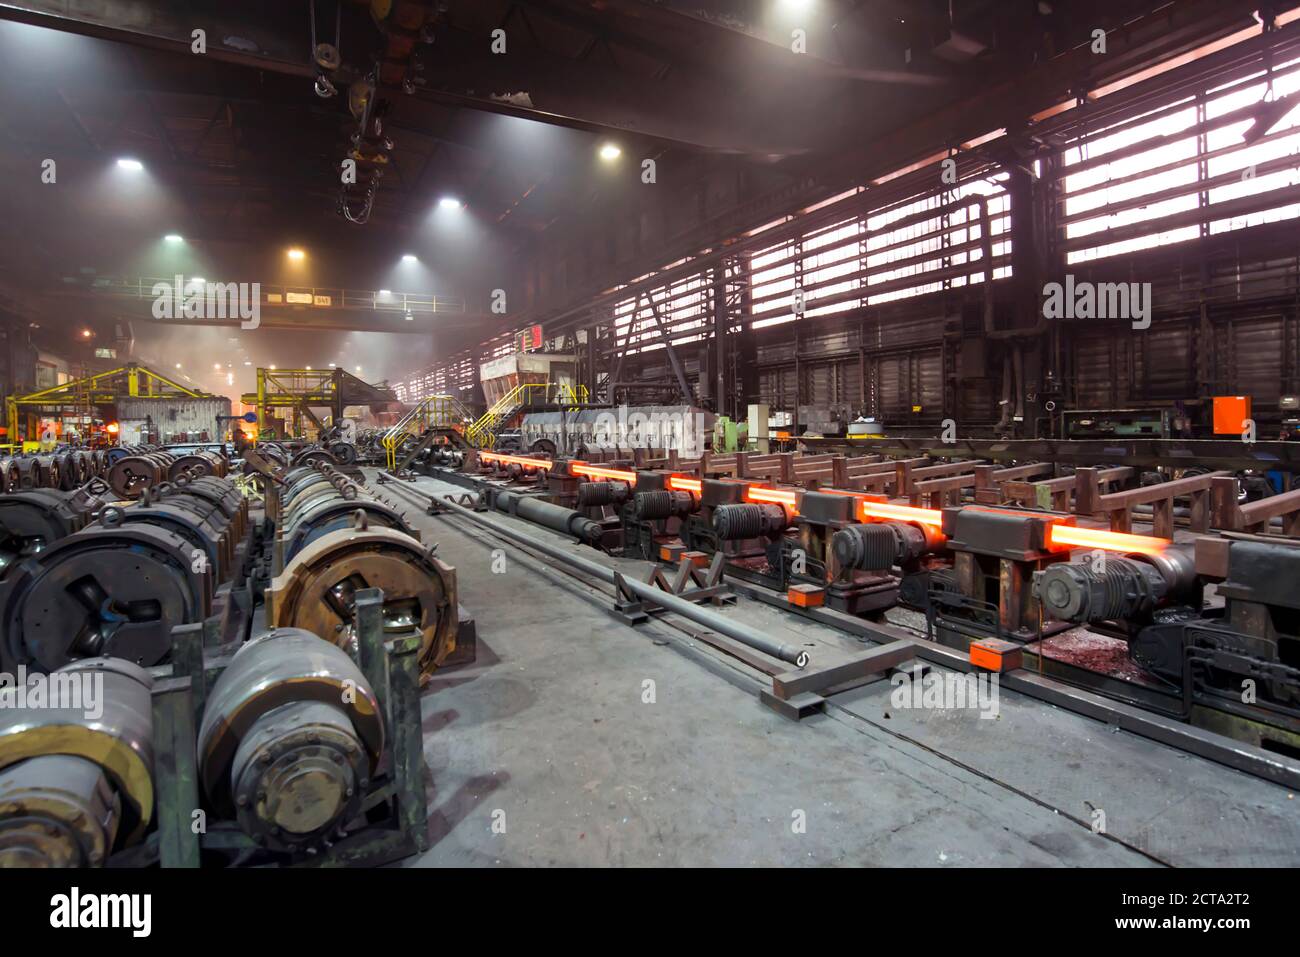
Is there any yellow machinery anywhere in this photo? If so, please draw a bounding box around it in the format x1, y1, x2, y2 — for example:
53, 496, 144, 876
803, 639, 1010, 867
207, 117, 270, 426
5, 363, 211, 443
241, 367, 400, 440
242, 368, 338, 439
465, 382, 588, 448
381, 394, 474, 470
381, 382, 589, 471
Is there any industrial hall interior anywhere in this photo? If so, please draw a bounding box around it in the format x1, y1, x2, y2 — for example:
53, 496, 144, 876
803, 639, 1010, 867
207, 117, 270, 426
2, 0, 1300, 882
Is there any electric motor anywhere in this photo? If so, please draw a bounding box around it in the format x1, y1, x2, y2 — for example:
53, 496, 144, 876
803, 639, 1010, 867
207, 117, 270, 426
577, 481, 630, 509
1035, 546, 1196, 624
712, 503, 788, 540
632, 489, 697, 521
832, 521, 931, 572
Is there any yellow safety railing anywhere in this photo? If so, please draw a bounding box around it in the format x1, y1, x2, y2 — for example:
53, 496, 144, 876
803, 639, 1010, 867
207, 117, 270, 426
465, 382, 588, 449
382, 394, 473, 470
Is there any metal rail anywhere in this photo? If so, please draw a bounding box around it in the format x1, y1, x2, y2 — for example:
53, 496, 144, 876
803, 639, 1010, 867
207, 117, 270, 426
391, 482, 809, 667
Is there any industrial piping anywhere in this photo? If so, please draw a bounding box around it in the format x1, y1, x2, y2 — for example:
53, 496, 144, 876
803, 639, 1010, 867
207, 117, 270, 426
435, 495, 809, 667
488, 488, 605, 545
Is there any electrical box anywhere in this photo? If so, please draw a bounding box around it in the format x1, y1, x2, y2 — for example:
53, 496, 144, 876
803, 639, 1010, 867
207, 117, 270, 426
1212, 395, 1251, 435
747, 403, 769, 453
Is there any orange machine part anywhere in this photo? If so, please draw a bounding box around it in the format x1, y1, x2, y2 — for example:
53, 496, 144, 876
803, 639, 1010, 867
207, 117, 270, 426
970, 638, 1022, 673
1212, 395, 1251, 435
788, 584, 825, 607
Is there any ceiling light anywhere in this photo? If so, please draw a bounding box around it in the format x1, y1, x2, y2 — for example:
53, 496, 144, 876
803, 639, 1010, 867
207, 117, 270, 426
213, 362, 222, 369
354, 366, 362, 372
269, 364, 277, 370
175, 363, 182, 369
164, 234, 183, 243
116, 158, 143, 172
404, 313, 413, 321
286, 248, 305, 261
401, 254, 417, 263
378, 289, 391, 296
438, 197, 462, 210
80, 329, 92, 338
305, 365, 312, 370
599, 143, 622, 161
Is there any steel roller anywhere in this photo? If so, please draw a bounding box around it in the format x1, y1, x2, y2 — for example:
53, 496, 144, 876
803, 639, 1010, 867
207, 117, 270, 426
1, 523, 213, 673
266, 525, 458, 679
281, 493, 415, 563
0, 657, 155, 862
196, 628, 384, 853
107, 451, 176, 499
167, 450, 228, 481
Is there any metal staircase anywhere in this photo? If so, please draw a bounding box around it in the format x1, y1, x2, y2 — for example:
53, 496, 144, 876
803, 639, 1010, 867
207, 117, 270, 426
382, 394, 474, 471
465, 382, 588, 449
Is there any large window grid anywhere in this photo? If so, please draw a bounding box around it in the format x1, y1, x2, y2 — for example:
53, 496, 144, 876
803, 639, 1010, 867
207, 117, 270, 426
1059, 56, 1300, 263
398, 35, 1300, 408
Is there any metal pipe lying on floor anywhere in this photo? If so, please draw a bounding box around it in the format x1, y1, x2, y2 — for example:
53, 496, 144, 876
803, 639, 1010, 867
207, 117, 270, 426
435, 495, 809, 667
489, 488, 605, 545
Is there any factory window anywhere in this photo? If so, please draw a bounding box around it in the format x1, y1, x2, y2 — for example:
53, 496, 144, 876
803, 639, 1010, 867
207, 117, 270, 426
1205, 60, 1300, 232
1060, 56, 1300, 263
609, 270, 709, 357
863, 174, 1011, 305
749, 170, 1011, 329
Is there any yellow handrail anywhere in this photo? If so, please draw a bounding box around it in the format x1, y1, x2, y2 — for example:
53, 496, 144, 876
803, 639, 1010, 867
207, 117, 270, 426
381, 394, 473, 469
465, 382, 588, 449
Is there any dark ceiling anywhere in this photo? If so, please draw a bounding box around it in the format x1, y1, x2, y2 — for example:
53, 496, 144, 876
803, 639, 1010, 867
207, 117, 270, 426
0, 0, 1254, 358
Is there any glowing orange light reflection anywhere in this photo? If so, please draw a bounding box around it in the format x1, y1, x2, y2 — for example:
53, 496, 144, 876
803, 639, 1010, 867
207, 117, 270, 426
745, 485, 799, 515
858, 501, 943, 528
479, 451, 552, 469
570, 463, 637, 483
1048, 524, 1169, 557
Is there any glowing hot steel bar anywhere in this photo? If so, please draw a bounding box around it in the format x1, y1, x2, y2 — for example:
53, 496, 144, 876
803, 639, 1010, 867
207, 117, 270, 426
857, 501, 944, 528
570, 463, 637, 483
1048, 524, 1170, 557
745, 486, 799, 513
668, 476, 702, 494
479, 451, 553, 469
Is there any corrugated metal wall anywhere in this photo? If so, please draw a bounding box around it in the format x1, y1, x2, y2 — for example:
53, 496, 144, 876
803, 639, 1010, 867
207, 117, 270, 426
118, 397, 232, 442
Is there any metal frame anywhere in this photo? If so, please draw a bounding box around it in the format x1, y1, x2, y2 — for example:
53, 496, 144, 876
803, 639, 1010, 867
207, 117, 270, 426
148, 587, 430, 868
6, 362, 212, 441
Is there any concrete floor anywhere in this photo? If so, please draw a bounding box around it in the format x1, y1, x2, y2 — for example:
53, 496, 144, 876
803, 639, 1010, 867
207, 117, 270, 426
379, 472, 1300, 867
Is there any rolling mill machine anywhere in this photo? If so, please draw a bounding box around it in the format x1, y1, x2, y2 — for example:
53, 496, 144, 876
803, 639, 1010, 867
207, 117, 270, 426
0, 443, 475, 867
419, 440, 1300, 755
